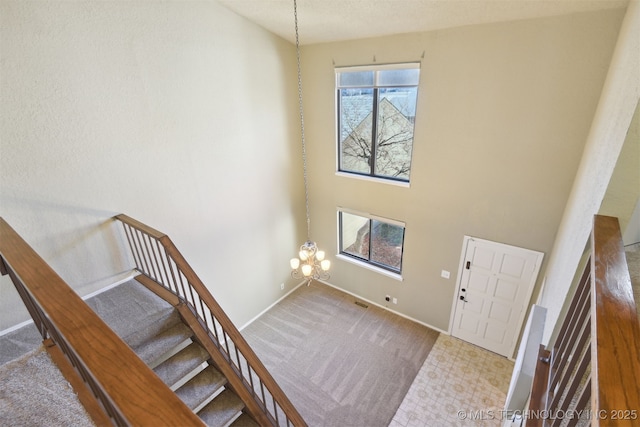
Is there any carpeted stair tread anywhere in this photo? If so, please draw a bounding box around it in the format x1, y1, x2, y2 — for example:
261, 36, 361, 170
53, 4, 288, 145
154, 342, 210, 387
229, 413, 259, 427
86, 279, 180, 348
133, 321, 193, 367
198, 389, 244, 427
176, 365, 227, 411
121, 309, 182, 349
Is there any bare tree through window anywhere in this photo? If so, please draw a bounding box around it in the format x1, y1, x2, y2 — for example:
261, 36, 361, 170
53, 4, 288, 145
337, 66, 419, 182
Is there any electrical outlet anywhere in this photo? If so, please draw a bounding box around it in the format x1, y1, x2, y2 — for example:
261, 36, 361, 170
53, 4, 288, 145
392, 297, 398, 304
385, 295, 390, 302
441, 270, 450, 279
280, 283, 284, 290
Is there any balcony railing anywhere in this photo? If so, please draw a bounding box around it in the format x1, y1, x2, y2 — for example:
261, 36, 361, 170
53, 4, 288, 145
528, 215, 640, 426
115, 214, 306, 427
0, 217, 204, 426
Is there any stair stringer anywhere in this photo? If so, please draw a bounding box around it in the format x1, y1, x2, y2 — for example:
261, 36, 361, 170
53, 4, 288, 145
176, 303, 273, 427
135, 275, 271, 426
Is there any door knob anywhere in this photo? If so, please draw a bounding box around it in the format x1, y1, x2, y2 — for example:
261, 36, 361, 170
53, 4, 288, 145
459, 296, 468, 302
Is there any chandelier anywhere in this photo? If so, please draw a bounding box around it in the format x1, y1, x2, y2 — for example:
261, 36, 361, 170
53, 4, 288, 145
289, 0, 330, 284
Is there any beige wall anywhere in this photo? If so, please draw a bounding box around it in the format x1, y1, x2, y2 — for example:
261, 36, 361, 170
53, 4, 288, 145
0, 0, 632, 346
624, 198, 640, 245
301, 9, 624, 332
600, 100, 640, 235
0, 1, 305, 330
540, 1, 639, 344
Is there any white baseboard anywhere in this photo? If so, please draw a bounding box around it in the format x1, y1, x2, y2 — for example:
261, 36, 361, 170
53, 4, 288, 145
238, 280, 307, 331
81, 270, 138, 300
318, 280, 450, 335
0, 319, 36, 337
239, 279, 449, 336
0, 270, 139, 337
3, 275, 449, 340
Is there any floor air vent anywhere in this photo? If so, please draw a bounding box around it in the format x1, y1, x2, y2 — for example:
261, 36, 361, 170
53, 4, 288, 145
354, 301, 368, 308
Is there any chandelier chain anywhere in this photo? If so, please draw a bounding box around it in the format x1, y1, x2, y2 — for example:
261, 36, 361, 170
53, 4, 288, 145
289, 0, 330, 284
294, 0, 311, 241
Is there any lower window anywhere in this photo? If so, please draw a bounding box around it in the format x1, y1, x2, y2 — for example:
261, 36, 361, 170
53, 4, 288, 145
339, 210, 405, 273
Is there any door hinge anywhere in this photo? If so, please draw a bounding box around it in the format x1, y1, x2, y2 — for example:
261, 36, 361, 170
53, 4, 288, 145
465, 261, 471, 270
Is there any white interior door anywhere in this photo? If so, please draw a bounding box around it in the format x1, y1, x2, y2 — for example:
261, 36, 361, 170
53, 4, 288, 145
450, 236, 543, 358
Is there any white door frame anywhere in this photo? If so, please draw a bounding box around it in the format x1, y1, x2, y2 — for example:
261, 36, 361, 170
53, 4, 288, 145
447, 235, 544, 359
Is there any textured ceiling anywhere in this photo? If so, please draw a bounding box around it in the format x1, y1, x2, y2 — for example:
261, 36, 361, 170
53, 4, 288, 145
217, 0, 629, 45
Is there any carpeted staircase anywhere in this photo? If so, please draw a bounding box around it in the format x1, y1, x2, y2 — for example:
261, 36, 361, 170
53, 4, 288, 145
85, 279, 257, 427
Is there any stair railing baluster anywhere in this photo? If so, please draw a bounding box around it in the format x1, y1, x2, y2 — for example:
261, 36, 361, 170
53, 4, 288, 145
134, 228, 152, 278
260, 380, 267, 409
147, 236, 158, 281
550, 315, 588, 404
247, 365, 255, 397
151, 238, 166, 287
199, 298, 209, 328
145, 235, 154, 279
209, 316, 220, 343
528, 215, 640, 427
114, 214, 308, 427
552, 267, 590, 375
224, 331, 233, 359
133, 225, 144, 271
272, 396, 279, 425
1, 218, 203, 427
146, 235, 155, 281
123, 223, 143, 271
175, 267, 188, 302
206, 308, 215, 334
145, 234, 160, 282
134, 228, 147, 275
163, 247, 179, 295
551, 324, 591, 426
569, 376, 591, 427
235, 346, 243, 378
187, 282, 198, 310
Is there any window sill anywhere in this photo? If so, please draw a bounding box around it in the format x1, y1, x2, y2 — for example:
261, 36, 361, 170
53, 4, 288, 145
336, 254, 403, 281
335, 172, 410, 188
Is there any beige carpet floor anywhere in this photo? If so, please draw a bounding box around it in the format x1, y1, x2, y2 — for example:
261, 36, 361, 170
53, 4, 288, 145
0, 346, 94, 427
242, 282, 439, 427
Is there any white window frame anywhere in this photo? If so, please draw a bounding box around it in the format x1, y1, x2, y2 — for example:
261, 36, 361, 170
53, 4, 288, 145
336, 207, 405, 281
335, 62, 420, 185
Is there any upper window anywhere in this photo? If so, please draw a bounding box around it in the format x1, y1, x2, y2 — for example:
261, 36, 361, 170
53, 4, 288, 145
338, 209, 405, 275
336, 63, 420, 182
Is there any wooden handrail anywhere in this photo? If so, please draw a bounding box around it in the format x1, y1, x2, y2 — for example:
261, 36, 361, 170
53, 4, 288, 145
0, 218, 204, 426
115, 214, 307, 427
528, 215, 640, 426
591, 215, 640, 426
528, 345, 551, 427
